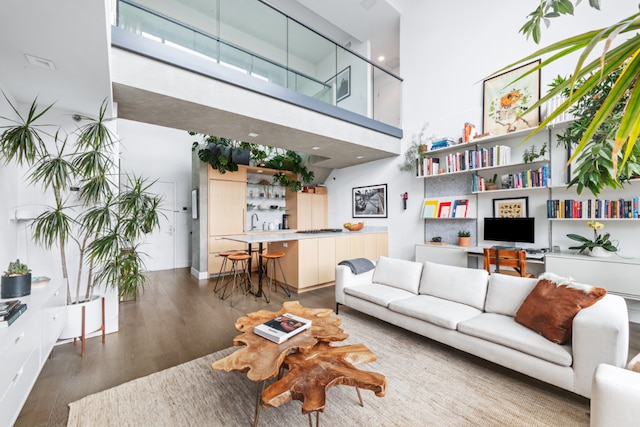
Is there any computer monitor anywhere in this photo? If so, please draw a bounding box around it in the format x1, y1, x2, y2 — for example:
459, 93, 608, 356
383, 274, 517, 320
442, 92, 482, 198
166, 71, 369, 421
483, 217, 535, 245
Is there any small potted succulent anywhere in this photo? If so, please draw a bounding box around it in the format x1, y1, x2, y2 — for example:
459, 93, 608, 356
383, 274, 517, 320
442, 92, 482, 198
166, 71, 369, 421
457, 231, 471, 247
485, 174, 499, 191
1, 259, 32, 298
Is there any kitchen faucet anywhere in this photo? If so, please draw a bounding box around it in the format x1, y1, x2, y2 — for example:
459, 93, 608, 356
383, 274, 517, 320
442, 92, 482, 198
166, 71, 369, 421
251, 213, 259, 230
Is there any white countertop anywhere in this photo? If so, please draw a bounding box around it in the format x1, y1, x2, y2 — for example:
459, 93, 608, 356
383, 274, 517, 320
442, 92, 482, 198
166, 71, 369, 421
225, 226, 388, 243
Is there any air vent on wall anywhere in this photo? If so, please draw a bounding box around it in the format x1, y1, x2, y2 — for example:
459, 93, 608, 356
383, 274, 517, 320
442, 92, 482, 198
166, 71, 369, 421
24, 54, 56, 70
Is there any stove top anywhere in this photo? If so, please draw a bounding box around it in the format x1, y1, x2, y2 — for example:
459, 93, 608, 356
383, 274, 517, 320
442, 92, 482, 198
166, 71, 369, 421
296, 228, 343, 234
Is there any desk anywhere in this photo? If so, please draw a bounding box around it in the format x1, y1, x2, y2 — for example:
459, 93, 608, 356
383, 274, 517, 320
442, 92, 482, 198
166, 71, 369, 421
416, 244, 640, 301
415, 244, 545, 269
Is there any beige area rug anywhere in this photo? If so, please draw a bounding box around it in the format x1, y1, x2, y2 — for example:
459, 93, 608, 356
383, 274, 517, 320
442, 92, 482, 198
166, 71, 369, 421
67, 309, 589, 426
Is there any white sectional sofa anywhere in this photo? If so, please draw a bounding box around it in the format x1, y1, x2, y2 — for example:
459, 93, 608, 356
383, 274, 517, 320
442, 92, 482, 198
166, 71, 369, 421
335, 256, 629, 398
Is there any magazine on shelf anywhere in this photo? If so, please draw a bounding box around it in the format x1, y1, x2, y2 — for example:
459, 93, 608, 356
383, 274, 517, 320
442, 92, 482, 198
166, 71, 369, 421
253, 313, 312, 344
0, 303, 27, 328
0, 299, 21, 319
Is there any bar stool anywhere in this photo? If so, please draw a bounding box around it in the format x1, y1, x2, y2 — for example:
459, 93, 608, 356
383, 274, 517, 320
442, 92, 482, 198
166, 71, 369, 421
214, 250, 245, 296
259, 251, 292, 303
222, 252, 253, 306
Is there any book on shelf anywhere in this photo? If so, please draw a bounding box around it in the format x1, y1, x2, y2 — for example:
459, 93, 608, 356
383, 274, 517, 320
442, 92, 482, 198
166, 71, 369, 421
31, 275, 51, 286
0, 303, 27, 328
437, 201, 452, 218
253, 313, 312, 344
453, 199, 469, 218
422, 200, 438, 218
0, 299, 21, 319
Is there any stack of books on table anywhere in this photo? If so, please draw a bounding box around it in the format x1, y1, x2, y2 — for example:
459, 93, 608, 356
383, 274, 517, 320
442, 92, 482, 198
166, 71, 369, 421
0, 299, 28, 328
253, 313, 312, 344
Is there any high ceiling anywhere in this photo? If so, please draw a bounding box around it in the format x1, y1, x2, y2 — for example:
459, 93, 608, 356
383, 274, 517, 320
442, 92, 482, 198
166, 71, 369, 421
0, 0, 401, 176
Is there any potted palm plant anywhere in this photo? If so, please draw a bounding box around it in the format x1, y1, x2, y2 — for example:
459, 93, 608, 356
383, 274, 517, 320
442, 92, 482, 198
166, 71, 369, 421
0, 96, 162, 338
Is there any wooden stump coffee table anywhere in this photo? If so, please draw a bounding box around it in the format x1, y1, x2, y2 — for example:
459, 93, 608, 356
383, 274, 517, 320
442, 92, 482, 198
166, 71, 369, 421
211, 301, 386, 426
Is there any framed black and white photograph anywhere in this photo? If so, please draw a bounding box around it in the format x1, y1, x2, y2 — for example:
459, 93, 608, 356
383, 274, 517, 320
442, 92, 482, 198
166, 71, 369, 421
336, 66, 351, 102
492, 196, 529, 218
353, 184, 387, 218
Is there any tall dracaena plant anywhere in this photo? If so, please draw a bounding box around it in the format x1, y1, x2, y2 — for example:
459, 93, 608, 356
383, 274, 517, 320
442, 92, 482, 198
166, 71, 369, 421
488, 2, 640, 195
86, 175, 162, 300
1, 97, 162, 303
0, 93, 53, 165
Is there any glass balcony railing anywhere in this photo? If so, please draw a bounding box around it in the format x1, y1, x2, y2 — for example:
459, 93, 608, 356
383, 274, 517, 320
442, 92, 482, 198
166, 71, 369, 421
115, 0, 402, 129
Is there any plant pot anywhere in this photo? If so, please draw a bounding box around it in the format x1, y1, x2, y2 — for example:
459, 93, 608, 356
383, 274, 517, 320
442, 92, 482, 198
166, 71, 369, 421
486, 184, 498, 191
589, 247, 612, 258
458, 237, 471, 247
1, 273, 32, 298
59, 295, 104, 340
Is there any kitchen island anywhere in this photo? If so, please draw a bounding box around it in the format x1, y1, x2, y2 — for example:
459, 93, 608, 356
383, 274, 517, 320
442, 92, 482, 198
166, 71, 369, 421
224, 227, 388, 293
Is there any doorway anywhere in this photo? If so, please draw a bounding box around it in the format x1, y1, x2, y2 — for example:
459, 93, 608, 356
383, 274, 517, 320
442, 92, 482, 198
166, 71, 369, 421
142, 181, 176, 271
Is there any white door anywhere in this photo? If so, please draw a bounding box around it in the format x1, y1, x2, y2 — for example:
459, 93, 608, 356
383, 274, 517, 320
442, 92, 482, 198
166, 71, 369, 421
142, 181, 176, 271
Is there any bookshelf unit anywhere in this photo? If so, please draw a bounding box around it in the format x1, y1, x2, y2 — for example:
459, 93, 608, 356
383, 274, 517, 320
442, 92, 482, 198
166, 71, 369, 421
420, 127, 552, 247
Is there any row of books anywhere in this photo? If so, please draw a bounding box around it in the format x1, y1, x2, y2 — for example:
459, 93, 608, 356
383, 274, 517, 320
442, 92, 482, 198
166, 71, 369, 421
471, 166, 549, 192
422, 199, 470, 219
417, 145, 512, 176
547, 198, 640, 219
0, 299, 28, 328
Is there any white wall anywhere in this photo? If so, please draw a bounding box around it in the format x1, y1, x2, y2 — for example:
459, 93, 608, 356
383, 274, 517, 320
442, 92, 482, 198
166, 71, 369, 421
117, 119, 194, 269
0, 92, 19, 268
325, 0, 639, 260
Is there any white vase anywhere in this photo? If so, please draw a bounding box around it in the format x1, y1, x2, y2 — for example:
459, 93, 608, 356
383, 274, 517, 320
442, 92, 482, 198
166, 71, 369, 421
59, 295, 104, 339
589, 247, 612, 258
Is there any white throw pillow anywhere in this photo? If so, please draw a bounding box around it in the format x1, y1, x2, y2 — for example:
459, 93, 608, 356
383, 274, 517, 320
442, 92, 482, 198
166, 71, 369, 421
419, 261, 489, 310
484, 274, 539, 316
372, 256, 423, 294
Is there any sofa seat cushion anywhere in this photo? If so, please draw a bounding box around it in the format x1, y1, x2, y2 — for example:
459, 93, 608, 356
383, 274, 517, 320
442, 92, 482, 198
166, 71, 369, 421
388, 295, 482, 330
485, 273, 539, 316
372, 256, 423, 294
344, 283, 415, 307
419, 261, 489, 310
458, 313, 572, 366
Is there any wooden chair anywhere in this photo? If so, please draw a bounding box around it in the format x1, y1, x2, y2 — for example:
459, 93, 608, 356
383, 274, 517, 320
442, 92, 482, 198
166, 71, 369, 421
483, 248, 534, 278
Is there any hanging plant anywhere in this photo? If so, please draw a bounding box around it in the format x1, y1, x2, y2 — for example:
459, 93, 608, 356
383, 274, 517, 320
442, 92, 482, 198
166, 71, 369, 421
264, 149, 314, 193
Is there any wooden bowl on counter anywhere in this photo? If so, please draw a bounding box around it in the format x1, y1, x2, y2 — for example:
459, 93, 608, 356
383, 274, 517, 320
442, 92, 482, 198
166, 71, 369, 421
344, 222, 364, 231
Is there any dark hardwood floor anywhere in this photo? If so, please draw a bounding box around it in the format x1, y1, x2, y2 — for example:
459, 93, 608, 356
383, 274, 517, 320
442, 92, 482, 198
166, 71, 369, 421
15, 268, 640, 427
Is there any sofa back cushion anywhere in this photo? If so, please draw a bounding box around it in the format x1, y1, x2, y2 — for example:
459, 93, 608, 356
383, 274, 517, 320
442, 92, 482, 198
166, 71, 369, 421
372, 256, 423, 294
485, 273, 539, 317
419, 261, 489, 310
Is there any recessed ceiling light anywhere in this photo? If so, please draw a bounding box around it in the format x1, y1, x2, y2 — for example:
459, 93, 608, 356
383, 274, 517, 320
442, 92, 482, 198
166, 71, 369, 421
312, 146, 320, 150
24, 54, 56, 70
248, 132, 259, 137
361, 0, 377, 10
356, 156, 364, 159
378, 56, 385, 62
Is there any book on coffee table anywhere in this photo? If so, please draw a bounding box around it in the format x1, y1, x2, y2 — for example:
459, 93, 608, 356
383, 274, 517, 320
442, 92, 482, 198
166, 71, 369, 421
254, 313, 312, 344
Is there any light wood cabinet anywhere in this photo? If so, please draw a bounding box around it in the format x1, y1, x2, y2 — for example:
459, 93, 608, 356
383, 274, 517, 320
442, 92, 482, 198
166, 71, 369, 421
207, 167, 247, 275
268, 237, 336, 291
335, 232, 388, 263
266, 232, 387, 291
292, 192, 328, 230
